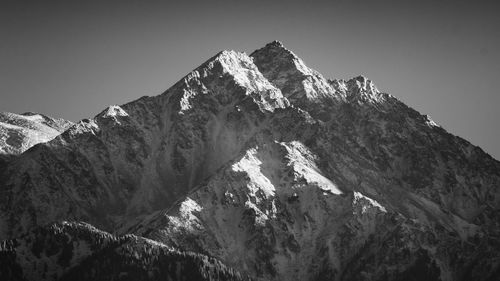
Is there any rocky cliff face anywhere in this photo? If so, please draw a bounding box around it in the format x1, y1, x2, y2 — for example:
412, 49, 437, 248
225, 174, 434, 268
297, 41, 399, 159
0, 41, 499, 281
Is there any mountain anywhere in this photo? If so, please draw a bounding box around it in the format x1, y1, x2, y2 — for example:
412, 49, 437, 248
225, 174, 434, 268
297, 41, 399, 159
0, 48, 289, 239
0, 41, 499, 281
0, 112, 73, 166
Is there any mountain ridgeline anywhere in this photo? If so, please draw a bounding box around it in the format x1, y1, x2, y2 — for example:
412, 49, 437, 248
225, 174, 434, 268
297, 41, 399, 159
0, 112, 73, 169
0, 41, 499, 281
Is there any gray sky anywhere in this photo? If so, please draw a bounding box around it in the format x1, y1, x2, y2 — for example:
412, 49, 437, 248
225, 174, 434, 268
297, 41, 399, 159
1, 0, 499, 159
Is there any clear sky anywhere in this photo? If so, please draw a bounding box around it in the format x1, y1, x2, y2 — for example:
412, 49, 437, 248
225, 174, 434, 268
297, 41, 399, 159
1, 0, 499, 159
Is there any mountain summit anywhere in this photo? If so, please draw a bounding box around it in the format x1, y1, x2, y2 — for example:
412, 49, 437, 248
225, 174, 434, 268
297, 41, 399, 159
0, 41, 499, 281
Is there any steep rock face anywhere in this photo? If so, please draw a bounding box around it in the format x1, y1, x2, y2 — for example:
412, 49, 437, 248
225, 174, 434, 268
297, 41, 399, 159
251, 41, 343, 121
0, 221, 251, 281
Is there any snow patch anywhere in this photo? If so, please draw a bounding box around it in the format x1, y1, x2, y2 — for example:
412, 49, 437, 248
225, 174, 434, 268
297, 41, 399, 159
232, 148, 276, 198
102, 105, 129, 118
424, 114, 440, 128
179, 197, 202, 215
282, 141, 343, 195
353, 191, 387, 213
165, 197, 203, 232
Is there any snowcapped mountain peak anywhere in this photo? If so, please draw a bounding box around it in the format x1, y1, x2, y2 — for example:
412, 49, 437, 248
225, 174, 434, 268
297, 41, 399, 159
170, 47, 289, 114
99, 105, 129, 118
94, 105, 131, 126
1, 41, 500, 281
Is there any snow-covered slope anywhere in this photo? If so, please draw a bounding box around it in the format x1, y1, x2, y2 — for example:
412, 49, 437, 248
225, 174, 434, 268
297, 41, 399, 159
0, 112, 72, 161
0, 41, 499, 281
